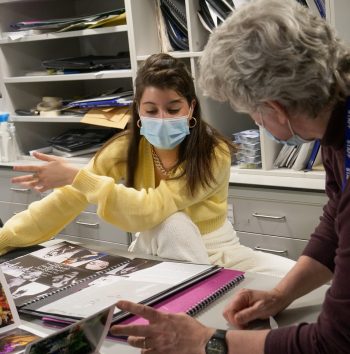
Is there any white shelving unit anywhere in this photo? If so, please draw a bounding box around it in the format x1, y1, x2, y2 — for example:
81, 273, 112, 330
0, 0, 134, 162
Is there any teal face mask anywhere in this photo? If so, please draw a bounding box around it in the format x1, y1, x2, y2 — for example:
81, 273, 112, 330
139, 116, 190, 150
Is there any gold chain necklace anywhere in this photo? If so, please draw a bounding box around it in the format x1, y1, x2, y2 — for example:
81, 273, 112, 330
151, 145, 176, 177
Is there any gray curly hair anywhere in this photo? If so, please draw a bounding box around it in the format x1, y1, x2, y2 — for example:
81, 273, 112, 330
199, 0, 350, 118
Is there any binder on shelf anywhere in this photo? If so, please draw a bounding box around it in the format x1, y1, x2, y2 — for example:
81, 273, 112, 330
160, 0, 187, 33
305, 0, 325, 17
1, 241, 220, 324
160, 0, 189, 51
313, 0, 326, 18
312, 146, 323, 170
205, 0, 232, 22
305, 140, 321, 170
292, 141, 315, 171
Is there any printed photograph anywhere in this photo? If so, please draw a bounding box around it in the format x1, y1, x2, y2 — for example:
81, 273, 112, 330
107, 258, 160, 277
0, 328, 40, 354
27, 308, 110, 354
0, 282, 15, 329
77, 254, 133, 273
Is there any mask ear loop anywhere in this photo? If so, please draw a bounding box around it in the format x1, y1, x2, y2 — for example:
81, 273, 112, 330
258, 111, 265, 128
286, 118, 295, 138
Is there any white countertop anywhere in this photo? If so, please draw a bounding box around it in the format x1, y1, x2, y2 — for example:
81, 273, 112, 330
230, 166, 325, 190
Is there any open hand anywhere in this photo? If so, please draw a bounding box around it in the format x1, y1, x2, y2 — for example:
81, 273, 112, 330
111, 300, 215, 354
12, 151, 80, 192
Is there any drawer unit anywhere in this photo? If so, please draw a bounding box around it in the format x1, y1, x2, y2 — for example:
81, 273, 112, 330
237, 231, 308, 261
60, 211, 131, 245
229, 185, 327, 240
0, 201, 28, 223
0, 168, 42, 204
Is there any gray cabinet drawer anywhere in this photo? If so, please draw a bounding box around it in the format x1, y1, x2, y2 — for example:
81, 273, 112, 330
237, 231, 308, 261
0, 168, 41, 204
0, 201, 28, 223
229, 186, 326, 240
61, 211, 131, 245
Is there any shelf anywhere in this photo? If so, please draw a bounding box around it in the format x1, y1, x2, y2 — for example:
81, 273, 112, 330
137, 51, 203, 61
230, 166, 326, 190
0, 26, 128, 44
10, 115, 83, 123
0, 154, 90, 167
3, 70, 133, 83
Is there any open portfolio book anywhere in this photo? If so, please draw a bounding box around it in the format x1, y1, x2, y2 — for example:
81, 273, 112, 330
0, 266, 114, 354
0, 241, 244, 326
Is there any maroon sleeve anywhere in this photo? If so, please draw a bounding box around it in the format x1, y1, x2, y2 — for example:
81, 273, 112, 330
265, 146, 350, 353
302, 146, 342, 272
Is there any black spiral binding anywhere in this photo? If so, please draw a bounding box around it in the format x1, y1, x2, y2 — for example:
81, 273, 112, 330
161, 0, 187, 25
186, 274, 245, 317
21, 259, 131, 308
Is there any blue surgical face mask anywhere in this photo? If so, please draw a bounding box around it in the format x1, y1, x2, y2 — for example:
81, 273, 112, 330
263, 128, 312, 146
258, 114, 313, 146
139, 116, 190, 150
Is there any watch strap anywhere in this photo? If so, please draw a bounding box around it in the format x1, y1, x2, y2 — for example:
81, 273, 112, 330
205, 329, 228, 354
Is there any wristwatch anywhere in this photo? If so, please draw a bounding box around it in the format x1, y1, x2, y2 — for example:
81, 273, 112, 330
205, 329, 228, 354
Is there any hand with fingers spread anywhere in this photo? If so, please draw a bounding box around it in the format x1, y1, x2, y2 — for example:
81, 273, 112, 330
12, 151, 80, 192
111, 300, 215, 354
223, 288, 288, 329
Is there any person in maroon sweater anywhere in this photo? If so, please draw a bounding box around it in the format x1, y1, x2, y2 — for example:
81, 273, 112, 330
110, 0, 350, 353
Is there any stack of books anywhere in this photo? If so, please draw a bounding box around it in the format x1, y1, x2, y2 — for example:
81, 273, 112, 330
273, 140, 322, 171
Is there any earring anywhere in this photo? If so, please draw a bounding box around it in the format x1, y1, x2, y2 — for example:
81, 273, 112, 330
189, 117, 197, 128
137, 119, 142, 128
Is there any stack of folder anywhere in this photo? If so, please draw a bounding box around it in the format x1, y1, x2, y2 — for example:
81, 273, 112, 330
198, 0, 234, 32
157, 0, 189, 51
65, 90, 133, 130
10, 9, 126, 33
42, 53, 131, 74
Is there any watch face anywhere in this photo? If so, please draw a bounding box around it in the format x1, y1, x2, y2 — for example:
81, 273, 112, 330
206, 337, 228, 354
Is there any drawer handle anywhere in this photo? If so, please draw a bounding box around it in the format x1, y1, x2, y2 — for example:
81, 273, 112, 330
252, 212, 286, 220
254, 246, 288, 255
10, 187, 30, 193
76, 221, 99, 228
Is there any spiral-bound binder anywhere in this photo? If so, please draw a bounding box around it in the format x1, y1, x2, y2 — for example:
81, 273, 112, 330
115, 268, 245, 327
1, 241, 219, 322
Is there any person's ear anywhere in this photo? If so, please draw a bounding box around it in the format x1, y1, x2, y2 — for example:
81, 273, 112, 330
264, 101, 289, 125
191, 99, 196, 109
